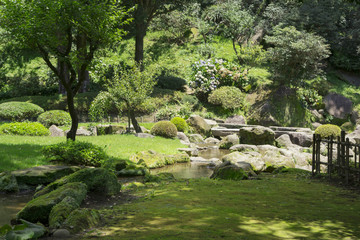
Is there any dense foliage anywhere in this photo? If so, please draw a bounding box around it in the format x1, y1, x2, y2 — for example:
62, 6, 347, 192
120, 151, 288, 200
0, 102, 44, 121
0, 122, 50, 136
208, 86, 246, 110
37, 110, 71, 127
42, 141, 108, 167
150, 121, 178, 138
314, 124, 342, 139
170, 117, 188, 132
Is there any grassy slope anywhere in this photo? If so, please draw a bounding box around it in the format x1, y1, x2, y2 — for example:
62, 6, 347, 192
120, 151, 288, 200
82, 171, 360, 240
0, 134, 185, 171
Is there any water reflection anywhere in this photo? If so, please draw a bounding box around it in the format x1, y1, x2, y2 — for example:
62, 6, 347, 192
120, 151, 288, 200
0, 193, 32, 226
151, 162, 214, 179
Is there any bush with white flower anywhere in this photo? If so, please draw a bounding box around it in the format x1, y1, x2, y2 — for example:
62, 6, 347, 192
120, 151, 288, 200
189, 59, 248, 100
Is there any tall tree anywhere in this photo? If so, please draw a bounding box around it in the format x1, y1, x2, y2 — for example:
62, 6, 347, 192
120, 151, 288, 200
0, 0, 130, 140
125, 0, 190, 65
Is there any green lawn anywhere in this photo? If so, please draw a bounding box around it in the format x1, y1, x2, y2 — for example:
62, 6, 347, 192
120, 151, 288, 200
0, 134, 185, 171
82, 170, 360, 240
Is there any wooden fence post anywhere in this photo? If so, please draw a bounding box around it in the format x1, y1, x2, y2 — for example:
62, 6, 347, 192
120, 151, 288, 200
328, 136, 333, 179
316, 135, 321, 174
345, 138, 350, 184
312, 134, 316, 175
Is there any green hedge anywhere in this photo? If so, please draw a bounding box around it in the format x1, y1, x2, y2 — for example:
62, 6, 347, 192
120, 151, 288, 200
170, 117, 188, 132
314, 124, 341, 138
208, 86, 245, 110
0, 102, 44, 121
150, 121, 178, 138
0, 122, 50, 136
38, 110, 71, 127
42, 141, 108, 167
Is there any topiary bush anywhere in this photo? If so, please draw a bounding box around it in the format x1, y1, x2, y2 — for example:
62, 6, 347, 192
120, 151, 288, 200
170, 117, 188, 132
150, 121, 178, 138
37, 110, 71, 127
0, 101, 44, 121
156, 75, 187, 91
42, 141, 108, 167
208, 86, 246, 110
314, 124, 342, 139
0, 122, 50, 136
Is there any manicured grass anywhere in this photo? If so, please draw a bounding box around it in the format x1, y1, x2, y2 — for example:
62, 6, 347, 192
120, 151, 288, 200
0, 134, 185, 171
82, 170, 360, 240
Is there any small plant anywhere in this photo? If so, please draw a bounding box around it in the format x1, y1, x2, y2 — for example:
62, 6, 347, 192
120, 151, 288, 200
156, 75, 187, 91
314, 124, 341, 139
37, 110, 71, 127
150, 121, 178, 138
0, 122, 50, 136
0, 101, 44, 121
42, 141, 108, 167
171, 117, 188, 132
208, 86, 246, 110
297, 88, 323, 109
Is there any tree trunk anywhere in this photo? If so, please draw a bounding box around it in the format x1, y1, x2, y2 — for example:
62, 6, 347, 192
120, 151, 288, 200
135, 25, 146, 65
66, 90, 78, 141
130, 109, 142, 133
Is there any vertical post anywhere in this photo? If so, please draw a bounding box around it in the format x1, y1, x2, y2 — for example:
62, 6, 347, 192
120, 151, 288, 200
341, 131, 346, 177
337, 136, 341, 176
316, 135, 321, 174
312, 134, 316, 175
328, 136, 333, 179
345, 138, 350, 184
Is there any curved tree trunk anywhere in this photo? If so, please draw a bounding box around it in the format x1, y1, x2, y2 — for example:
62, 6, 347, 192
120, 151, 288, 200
130, 109, 142, 133
66, 90, 78, 141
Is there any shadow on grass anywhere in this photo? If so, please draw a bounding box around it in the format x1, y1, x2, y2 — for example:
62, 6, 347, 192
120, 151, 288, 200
0, 143, 48, 171
87, 176, 360, 239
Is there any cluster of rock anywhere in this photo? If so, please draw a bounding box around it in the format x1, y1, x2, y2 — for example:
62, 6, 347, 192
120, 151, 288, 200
1, 167, 121, 238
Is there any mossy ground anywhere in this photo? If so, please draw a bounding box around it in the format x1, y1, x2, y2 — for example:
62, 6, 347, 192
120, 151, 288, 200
79, 171, 360, 240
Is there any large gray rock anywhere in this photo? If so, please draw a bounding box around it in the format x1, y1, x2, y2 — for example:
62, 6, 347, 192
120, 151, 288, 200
204, 119, 218, 128
276, 134, 294, 149
12, 165, 80, 186
186, 115, 211, 137
287, 132, 313, 147
49, 125, 65, 137
65, 127, 92, 136
348, 125, 360, 144
239, 126, 275, 145
188, 134, 205, 144
221, 152, 265, 172
178, 148, 199, 157
324, 93, 353, 119
135, 133, 154, 138
230, 144, 259, 152
177, 132, 190, 143
0, 172, 18, 193
219, 134, 239, 149
225, 115, 246, 124
205, 137, 220, 145
210, 162, 248, 180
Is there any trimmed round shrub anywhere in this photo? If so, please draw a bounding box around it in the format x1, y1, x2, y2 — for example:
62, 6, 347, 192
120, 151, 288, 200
150, 121, 178, 138
0, 122, 50, 136
208, 86, 245, 110
37, 110, 71, 127
315, 124, 341, 138
0, 101, 44, 121
170, 117, 188, 132
156, 75, 186, 91
42, 141, 108, 167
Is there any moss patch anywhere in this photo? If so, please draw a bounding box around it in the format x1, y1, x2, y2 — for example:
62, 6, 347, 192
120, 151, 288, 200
63, 209, 101, 233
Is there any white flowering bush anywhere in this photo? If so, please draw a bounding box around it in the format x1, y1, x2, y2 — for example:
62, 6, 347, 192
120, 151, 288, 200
189, 59, 248, 100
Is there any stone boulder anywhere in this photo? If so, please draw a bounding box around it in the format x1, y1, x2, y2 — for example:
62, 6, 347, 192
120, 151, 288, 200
116, 164, 149, 177
188, 134, 205, 144
65, 127, 92, 136
177, 148, 199, 157
287, 132, 313, 147
229, 144, 259, 152
34, 168, 121, 198
177, 132, 190, 143
186, 115, 211, 137
63, 208, 101, 233
144, 172, 176, 183
225, 115, 246, 124
205, 137, 220, 145
97, 125, 127, 135
221, 151, 265, 172
49, 196, 80, 228
12, 165, 80, 186
130, 150, 190, 169
239, 126, 275, 145
348, 125, 360, 144
324, 93, 353, 120
276, 134, 294, 149
204, 119, 218, 128
219, 134, 239, 149
0, 172, 18, 193
210, 162, 248, 180
49, 125, 65, 137
17, 182, 87, 224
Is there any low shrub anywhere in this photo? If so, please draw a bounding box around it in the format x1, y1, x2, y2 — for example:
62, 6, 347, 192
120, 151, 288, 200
0, 101, 44, 121
42, 141, 108, 167
208, 86, 246, 110
150, 121, 178, 138
0, 122, 50, 136
156, 75, 187, 91
171, 117, 188, 132
314, 124, 341, 139
37, 110, 71, 127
